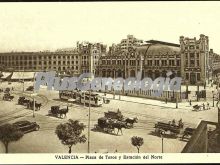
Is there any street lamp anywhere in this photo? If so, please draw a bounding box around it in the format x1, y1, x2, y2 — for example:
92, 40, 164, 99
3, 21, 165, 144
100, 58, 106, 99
113, 69, 115, 99
212, 90, 215, 107
160, 131, 165, 153
87, 83, 92, 154
176, 95, 178, 109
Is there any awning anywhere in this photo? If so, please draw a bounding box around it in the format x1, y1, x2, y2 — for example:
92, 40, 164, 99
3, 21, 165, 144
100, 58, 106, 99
1, 72, 13, 80
11, 72, 35, 80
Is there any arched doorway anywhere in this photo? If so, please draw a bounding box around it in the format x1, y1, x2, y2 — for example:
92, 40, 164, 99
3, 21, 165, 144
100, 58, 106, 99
155, 70, 160, 79
102, 70, 106, 77
107, 69, 111, 77
117, 69, 122, 77
148, 70, 153, 79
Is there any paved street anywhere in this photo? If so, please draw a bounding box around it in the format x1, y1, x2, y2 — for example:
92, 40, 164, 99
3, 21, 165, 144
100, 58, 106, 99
0, 82, 218, 153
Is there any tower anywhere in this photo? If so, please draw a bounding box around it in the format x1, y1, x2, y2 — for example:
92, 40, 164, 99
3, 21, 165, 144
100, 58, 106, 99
180, 34, 209, 85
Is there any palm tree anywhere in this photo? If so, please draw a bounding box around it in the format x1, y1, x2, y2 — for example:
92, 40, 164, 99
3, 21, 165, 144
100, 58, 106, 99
55, 119, 87, 153
131, 136, 144, 153
0, 124, 24, 153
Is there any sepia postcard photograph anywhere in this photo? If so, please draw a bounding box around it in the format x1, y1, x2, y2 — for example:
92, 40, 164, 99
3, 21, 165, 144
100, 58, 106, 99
0, 1, 220, 164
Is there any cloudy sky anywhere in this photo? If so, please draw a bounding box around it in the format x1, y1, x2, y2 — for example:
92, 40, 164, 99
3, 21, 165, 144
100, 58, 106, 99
0, 2, 220, 52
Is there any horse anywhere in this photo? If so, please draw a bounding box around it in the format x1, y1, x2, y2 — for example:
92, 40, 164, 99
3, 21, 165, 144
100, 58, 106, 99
58, 106, 69, 118
22, 99, 31, 106
111, 121, 127, 135
125, 117, 138, 127
8, 95, 14, 101
35, 103, 42, 110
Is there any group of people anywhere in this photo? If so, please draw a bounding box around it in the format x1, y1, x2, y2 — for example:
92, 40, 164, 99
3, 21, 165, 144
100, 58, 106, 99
168, 118, 184, 128
189, 99, 211, 110
202, 102, 211, 110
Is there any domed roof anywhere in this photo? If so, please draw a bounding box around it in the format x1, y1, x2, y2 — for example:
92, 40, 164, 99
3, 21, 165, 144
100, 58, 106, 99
136, 43, 180, 55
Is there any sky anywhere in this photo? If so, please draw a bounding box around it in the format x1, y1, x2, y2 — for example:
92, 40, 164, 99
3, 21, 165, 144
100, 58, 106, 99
0, 2, 220, 52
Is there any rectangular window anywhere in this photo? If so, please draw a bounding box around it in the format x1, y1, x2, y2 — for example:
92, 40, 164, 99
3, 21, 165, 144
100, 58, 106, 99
186, 73, 189, 80
177, 60, 180, 66
169, 60, 172, 66
197, 73, 200, 81
190, 60, 195, 66
190, 53, 194, 58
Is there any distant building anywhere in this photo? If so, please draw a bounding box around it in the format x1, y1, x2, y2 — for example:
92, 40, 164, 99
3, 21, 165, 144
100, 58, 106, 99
0, 51, 81, 76
77, 41, 107, 74
97, 34, 220, 85
0, 34, 220, 86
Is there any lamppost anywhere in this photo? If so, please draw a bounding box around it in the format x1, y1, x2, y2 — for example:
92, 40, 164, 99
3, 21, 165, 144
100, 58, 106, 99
87, 81, 92, 153
197, 84, 199, 102
212, 90, 215, 107
30, 72, 37, 118
88, 89, 91, 153
160, 131, 165, 153
113, 69, 115, 99
30, 93, 37, 118
176, 93, 178, 109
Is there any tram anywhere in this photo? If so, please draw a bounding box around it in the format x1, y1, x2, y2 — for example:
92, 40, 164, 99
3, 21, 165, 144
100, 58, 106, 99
59, 90, 103, 107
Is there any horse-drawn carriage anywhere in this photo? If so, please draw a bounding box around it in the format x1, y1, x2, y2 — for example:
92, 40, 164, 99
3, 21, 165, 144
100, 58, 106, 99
94, 117, 115, 134
18, 96, 30, 105
94, 117, 126, 135
104, 110, 123, 121
27, 101, 42, 110
192, 104, 202, 111
3, 93, 14, 101
154, 121, 183, 137
18, 96, 42, 110
48, 105, 69, 118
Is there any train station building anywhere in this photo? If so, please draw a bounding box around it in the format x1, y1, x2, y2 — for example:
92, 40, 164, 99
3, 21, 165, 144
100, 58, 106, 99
0, 34, 220, 86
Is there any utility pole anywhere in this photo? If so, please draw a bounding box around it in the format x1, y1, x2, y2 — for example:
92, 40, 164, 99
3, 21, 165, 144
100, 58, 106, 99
176, 92, 178, 109
33, 96, 35, 118
32, 73, 36, 118
113, 69, 115, 99
197, 85, 199, 102
84, 92, 85, 107
87, 87, 91, 153
160, 131, 165, 153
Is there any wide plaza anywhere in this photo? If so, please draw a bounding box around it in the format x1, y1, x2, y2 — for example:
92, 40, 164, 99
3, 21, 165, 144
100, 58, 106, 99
0, 81, 218, 153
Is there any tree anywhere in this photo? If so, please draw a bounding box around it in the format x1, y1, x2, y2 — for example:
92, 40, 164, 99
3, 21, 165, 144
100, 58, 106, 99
0, 124, 24, 153
131, 136, 144, 153
55, 119, 87, 153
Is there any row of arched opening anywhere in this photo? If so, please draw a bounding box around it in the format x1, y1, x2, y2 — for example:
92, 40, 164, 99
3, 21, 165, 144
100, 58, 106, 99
97, 69, 181, 79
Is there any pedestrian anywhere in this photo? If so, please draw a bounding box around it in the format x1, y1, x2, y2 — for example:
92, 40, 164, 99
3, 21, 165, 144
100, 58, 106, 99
207, 102, 210, 110
165, 98, 167, 104
178, 118, 183, 128
202, 103, 205, 110
172, 119, 176, 126
189, 99, 192, 106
